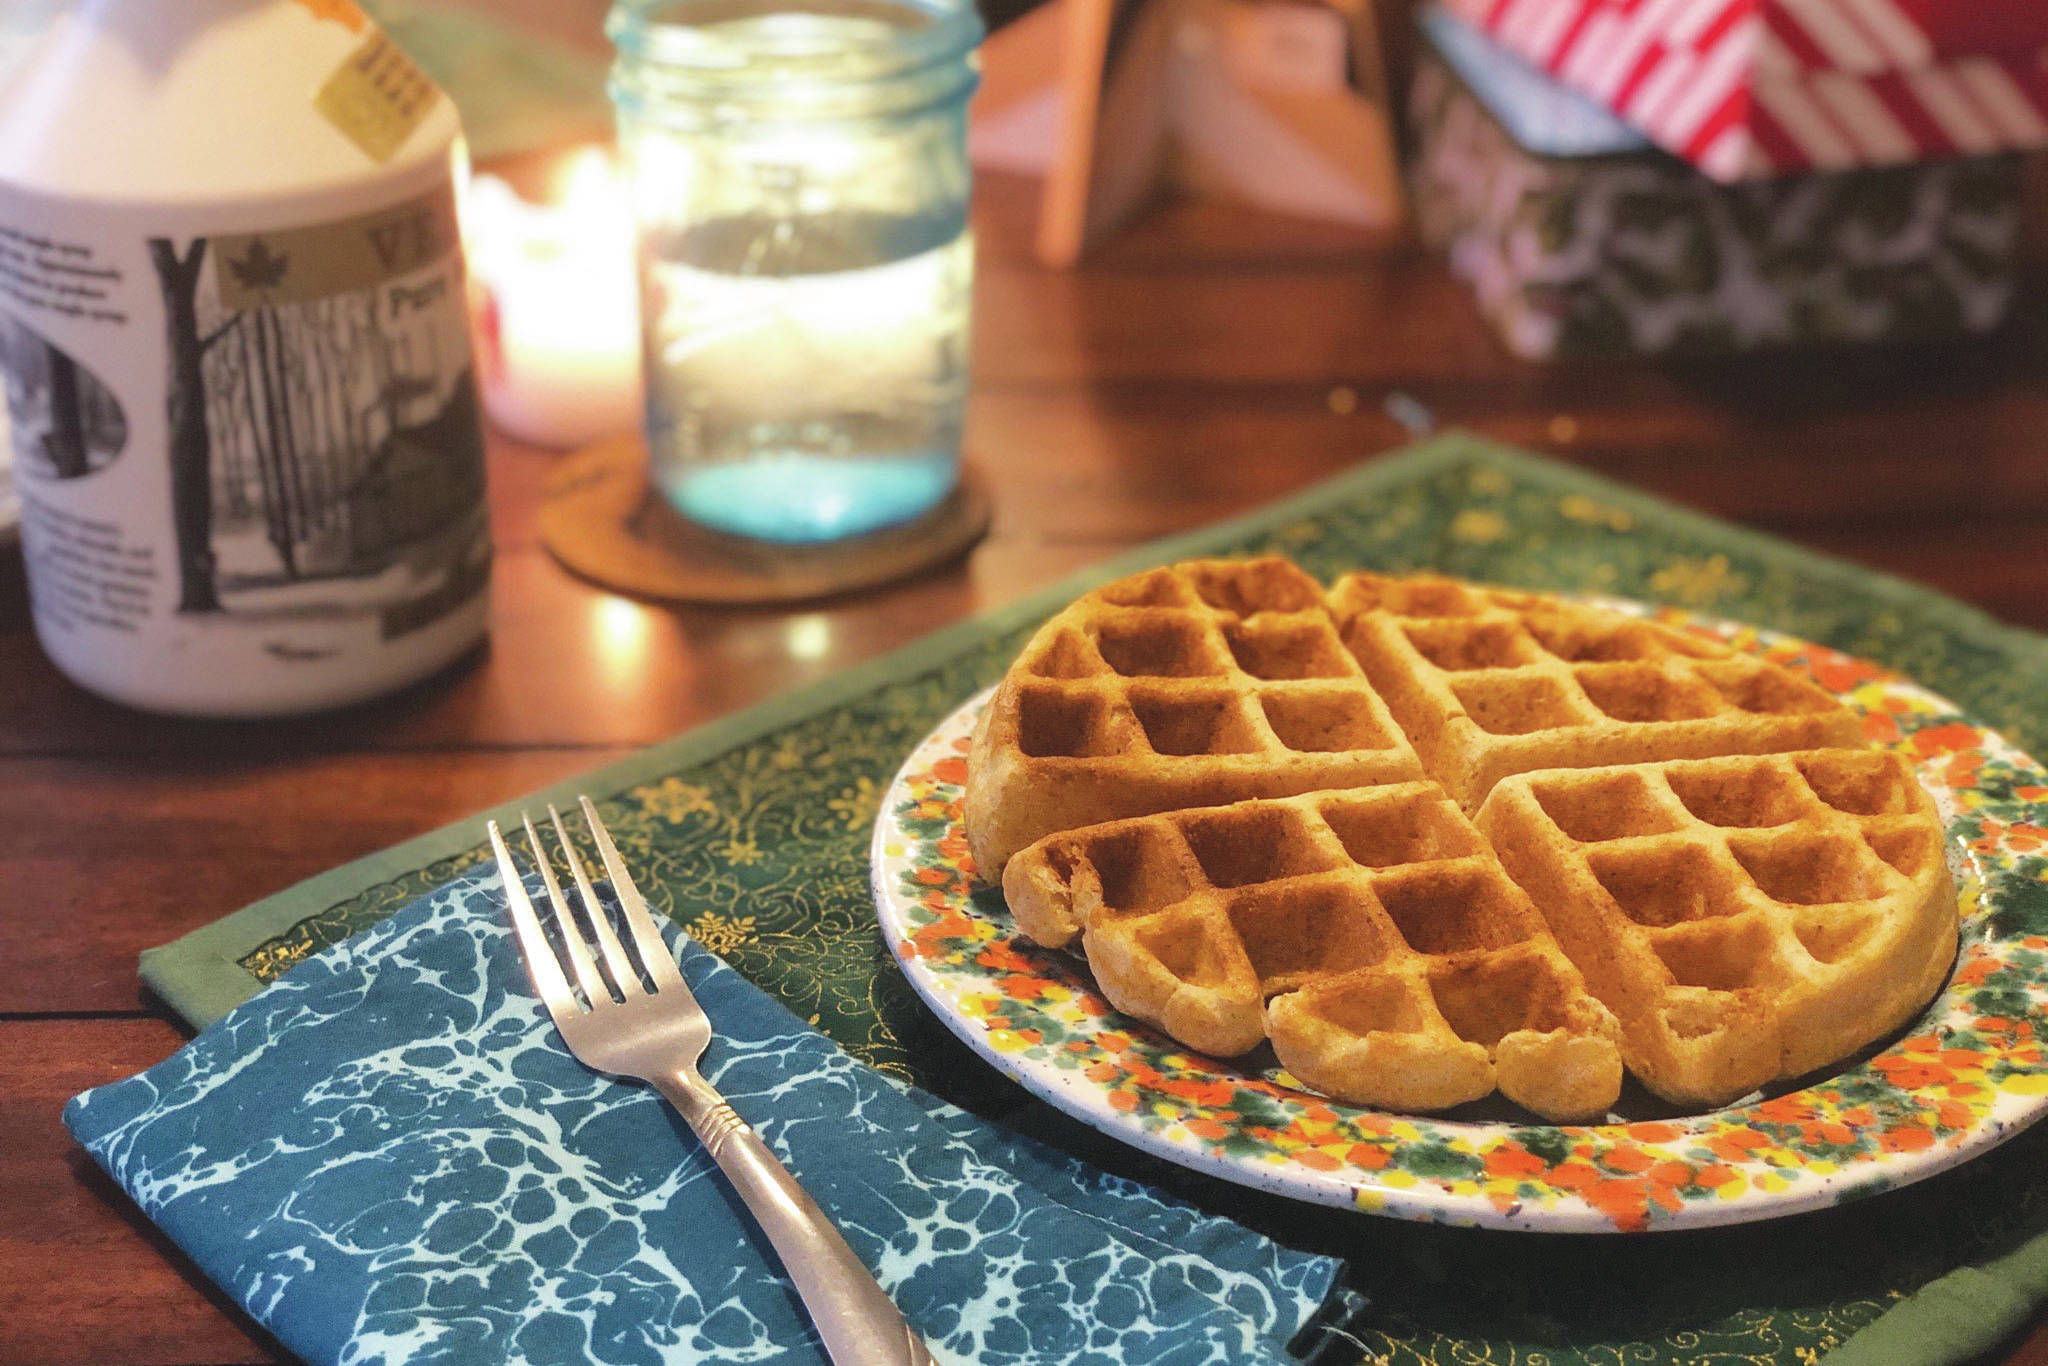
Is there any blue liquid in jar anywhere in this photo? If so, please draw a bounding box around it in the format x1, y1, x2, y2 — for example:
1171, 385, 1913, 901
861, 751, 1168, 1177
645, 210, 971, 544
666, 452, 958, 543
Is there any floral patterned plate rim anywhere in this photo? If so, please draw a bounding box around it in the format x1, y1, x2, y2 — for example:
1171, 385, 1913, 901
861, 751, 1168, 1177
870, 602, 2048, 1233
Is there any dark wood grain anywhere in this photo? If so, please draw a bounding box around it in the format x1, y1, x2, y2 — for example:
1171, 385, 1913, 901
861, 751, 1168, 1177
0, 750, 633, 1014
0, 1019, 284, 1365
6, 17, 2048, 1360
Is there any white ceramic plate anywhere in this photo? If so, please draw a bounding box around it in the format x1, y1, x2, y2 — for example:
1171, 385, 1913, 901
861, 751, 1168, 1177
871, 609, 2048, 1233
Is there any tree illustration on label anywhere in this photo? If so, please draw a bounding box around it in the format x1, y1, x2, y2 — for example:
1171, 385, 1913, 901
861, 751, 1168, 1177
150, 237, 227, 611
0, 313, 127, 483
145, 184, 487, 635
227, 237, 311, 586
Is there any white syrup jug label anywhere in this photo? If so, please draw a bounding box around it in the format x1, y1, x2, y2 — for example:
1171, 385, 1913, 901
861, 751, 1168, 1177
0, 179, 489, 715
0, 0, 487, 715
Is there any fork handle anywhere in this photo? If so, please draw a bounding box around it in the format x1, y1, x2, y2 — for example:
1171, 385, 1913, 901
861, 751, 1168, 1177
656, 1069, 938, 1366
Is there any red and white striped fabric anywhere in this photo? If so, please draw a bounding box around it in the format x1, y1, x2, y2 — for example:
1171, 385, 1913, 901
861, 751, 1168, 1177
1441, 0, 2048, 179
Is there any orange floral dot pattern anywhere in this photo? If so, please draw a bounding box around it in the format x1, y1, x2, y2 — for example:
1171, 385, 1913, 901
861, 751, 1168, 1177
875, 610, 2048, 1232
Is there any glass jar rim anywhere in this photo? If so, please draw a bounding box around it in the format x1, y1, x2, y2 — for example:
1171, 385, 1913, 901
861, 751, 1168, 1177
609, 0, 982, 86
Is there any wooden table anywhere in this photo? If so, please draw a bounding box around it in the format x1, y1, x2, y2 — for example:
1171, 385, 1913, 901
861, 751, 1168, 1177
5, 107, 2048, 1366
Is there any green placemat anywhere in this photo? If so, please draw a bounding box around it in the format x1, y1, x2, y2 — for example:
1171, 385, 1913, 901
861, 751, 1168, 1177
141, 432, 2048, 1366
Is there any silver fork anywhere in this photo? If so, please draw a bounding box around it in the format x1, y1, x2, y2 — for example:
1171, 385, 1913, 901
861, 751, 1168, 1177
489, 796, 935, 1366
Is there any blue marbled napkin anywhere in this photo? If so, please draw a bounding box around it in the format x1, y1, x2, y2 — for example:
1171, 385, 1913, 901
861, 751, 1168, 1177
65, 872, 1339, 1366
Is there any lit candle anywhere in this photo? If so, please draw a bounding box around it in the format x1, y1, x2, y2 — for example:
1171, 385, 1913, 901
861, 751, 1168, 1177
465, 149, 642, 450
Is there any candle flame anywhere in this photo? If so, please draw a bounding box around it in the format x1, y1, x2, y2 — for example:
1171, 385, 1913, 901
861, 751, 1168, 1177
462, 149, 644, 448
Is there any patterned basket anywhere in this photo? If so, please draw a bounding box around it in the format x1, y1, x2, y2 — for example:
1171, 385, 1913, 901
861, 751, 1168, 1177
1409, 8, 2024, 360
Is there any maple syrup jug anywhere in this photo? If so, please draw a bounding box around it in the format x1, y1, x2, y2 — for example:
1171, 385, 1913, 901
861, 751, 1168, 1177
0, 0, 491, 717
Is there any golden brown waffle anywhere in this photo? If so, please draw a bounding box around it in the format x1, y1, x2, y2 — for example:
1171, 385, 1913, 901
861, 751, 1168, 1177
1003, 784, 1625, 1121
1331, 571, 1867, 812
1476, 750, 1957, 1107
967, 558, 1956, 1116
964, 558, 1426, 875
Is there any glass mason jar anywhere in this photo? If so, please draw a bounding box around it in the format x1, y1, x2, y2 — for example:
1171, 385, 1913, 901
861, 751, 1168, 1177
610, 0, 982, 544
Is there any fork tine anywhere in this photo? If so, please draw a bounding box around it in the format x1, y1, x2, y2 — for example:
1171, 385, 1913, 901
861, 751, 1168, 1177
519, 815, 612, 1012
523, 812, 610, 1006
489, 819, 578, 1022
549, 804, 645, 998
580, 795, 686, 988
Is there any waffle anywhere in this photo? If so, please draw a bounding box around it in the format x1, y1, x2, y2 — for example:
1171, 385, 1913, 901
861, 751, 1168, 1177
968, 558, 1957, 1116
1331, 571, 1867, 812
1003, 784, 1625, 1121
964, 558, 1426, 875
1476, 750, 1957, 1107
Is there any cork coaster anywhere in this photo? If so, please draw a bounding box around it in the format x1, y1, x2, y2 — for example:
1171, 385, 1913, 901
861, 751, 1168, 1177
538, 438, 992, 605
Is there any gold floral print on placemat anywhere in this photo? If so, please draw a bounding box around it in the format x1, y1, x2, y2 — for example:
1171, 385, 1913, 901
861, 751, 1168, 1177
1650, 553, 1750, 605
239, 843, 494, 981
644, 777, 716, 822
687, 911, 756, 955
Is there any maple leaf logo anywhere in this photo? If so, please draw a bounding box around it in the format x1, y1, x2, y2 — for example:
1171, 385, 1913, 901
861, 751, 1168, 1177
228, 239, 291, 295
